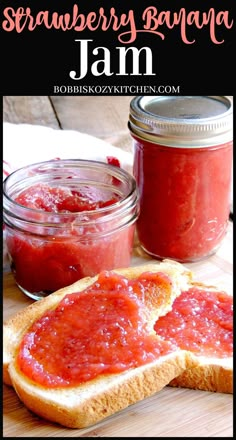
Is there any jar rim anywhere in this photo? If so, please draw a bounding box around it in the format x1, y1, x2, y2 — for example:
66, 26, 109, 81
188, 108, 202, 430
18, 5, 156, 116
3, 159, 139, 227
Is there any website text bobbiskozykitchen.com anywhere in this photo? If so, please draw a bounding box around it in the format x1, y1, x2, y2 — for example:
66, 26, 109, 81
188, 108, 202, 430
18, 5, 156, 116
53, 85, 181, 94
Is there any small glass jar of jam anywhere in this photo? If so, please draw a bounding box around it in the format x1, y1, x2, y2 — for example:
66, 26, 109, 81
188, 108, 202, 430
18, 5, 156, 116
129, 96, 233, 262
3, 159, 139, 300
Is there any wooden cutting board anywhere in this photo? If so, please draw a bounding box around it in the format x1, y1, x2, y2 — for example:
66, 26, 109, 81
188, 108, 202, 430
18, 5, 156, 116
3, 222, 233, 437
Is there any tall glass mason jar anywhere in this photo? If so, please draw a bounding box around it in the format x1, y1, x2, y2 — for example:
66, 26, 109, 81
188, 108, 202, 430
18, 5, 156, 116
129, 96, 233, 262
3, 159, 139, 300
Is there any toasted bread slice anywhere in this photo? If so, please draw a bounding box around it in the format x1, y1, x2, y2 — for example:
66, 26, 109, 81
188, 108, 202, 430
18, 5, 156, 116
3, 259, 232, 428
3, 259, 191, 386
3, 260, 195, 428
169, 356, 233, 394
8, 350, 194, 428
168, 283, 233, 394
153, 281, 233, 394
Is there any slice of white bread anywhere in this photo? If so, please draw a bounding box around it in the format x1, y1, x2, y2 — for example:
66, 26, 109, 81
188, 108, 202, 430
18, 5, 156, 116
3, 260, 233, 428
3, 260, 192, 387
168, 282, 233, 394
169, 356, 233, 394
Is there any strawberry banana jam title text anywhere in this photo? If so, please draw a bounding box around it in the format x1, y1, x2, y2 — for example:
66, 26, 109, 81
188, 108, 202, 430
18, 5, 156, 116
2, 4, 233, 79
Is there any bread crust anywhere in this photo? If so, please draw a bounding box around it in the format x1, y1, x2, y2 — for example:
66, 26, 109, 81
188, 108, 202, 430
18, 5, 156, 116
3, 259, 233, 428
9, 351, 195, 428
169, 360, 233, 394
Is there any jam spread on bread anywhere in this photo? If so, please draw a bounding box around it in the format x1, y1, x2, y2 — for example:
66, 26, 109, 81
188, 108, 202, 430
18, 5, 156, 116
154, 287, 233, 357
16, 271, 232, 388
17, 271, 175, 387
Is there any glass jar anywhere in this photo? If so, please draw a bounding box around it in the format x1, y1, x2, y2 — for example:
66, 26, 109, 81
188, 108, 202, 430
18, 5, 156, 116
129, 96, 233, 262
3, 159, 139, 300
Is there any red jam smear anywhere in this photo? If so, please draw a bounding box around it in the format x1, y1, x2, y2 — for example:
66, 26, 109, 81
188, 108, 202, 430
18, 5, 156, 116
133, 137, 232, 261
154, 287, 233, 358
17, 271, 175, 387
7, 184, 135, 294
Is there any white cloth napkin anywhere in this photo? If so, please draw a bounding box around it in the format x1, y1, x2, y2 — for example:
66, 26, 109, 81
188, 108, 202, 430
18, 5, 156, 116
3, 122, 133, 178
3, 123, 134, 268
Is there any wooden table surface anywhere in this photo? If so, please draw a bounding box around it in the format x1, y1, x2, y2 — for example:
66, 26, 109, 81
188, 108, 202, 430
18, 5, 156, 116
3, 96, 233, 437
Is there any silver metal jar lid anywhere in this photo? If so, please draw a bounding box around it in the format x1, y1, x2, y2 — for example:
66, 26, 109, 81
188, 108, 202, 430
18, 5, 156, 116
129, 96, 233, 147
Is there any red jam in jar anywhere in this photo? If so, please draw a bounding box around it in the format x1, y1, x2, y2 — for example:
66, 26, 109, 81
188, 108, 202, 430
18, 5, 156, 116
3, 159, 139, 300
129, 96, 233, 262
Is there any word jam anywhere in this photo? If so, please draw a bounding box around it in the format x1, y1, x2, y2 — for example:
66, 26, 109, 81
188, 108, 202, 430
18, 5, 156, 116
69, 40, 155, 80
